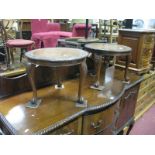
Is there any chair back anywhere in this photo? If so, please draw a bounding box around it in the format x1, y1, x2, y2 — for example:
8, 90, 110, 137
47, 22, 61, 31
72, 24, 92, 37
31, 19, 49, 34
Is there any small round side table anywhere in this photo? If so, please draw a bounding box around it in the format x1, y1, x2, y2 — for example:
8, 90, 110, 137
85, 43, 132, 90
25, 47, 88, 108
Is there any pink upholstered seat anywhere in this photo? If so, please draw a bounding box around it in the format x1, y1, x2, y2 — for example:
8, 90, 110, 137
6, 39, 35, 62
7, 39, 34, 48
31, 32, 60, 48
31, 20, 61, 48
0, 20, 35, 64
42, 34, 60, 47
57, 31, 72, 38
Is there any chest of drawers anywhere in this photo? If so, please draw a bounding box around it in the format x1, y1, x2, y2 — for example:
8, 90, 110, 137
117, 29, 155, 74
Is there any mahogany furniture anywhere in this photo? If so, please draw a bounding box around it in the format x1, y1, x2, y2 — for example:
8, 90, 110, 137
85, 43, 132, 90
25, 47, 88, 108
135, 70, 155, 120
0, 67, 143, 135
117, 29, 155, 74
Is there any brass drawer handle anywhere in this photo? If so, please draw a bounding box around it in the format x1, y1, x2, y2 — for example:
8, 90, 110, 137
91, 120, 103, 129
124, 90, 137, 100
61, 129, 74, 135
2, 73, 27, 80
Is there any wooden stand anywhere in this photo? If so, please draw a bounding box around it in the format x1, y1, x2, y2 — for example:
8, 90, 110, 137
117, 29, 155, 74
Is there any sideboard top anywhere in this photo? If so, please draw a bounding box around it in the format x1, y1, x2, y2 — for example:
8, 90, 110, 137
119, 28, 155, 33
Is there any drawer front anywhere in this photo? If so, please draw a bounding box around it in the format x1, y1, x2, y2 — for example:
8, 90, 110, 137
82, 103, 118, 135
141, 35, 155, 68
49, 118, 82, 135
115, 84, 140, 130
140, 77, 150, 89
138, 87, 148, 98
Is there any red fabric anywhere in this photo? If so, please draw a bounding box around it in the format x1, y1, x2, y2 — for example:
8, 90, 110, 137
31, 20, 73, 48
31, 32, 58, 48
42, 34, 60, 47
32, 32, 59, 40
31, 31, 72, 48
58, 31, 72, 38
31, 19, 49, 34
47, 23, 61, 31
7, 39, 34, 49
72, 24, 92, 37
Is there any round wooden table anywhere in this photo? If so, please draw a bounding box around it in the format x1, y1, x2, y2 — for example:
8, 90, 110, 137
25, 47, 88, 108
85, 43, 132, 90
58, 37, 101, 49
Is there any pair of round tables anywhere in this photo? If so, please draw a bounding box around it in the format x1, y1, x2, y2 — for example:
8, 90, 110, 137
25, 40, 132, 108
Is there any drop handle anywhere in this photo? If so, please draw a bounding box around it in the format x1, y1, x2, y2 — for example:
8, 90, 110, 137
91, 120, 103, 129
124, 90, 137, 100
61, 129, 74, 135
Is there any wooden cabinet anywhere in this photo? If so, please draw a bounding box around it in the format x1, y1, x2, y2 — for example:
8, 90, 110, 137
114, 83, 140, 133
19, 19, 31, 31
135, 71, 155, 119
82, 103, 118, 135
117, 29, 155, 74
0, 68, 143, 135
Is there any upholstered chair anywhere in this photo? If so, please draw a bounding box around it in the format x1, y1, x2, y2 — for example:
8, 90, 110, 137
0, 20, 34, 64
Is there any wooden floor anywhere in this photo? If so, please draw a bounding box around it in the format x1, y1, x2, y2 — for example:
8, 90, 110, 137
0, 67, 141, 134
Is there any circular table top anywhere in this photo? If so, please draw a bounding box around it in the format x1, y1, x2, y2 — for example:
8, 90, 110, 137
62, 37, 100, 46
25, 47, 88, 63
85, 43, 132, 56
77, 38, 99, 43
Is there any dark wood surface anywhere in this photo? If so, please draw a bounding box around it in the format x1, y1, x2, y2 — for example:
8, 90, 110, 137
25, 48, 88, 66
84, 43, 132, 84
85, 43, 132, 56
25, 48, 88, 107
119, 29, 155, 33
0, 65, 79, 99
58, 37, 104, 49
0, 67, 143, 134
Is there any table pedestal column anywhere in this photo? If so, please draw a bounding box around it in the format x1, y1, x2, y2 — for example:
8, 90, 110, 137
26, 63, 41, 108
90, 56, 110, 91
54, 68, 64, 89
123, 55, 130, 83
76, 60, 88, 107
